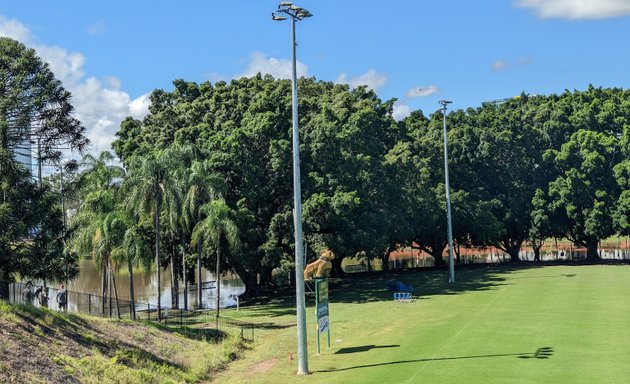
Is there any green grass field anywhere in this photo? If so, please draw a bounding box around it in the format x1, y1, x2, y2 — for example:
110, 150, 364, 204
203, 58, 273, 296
215, 264, 630, 384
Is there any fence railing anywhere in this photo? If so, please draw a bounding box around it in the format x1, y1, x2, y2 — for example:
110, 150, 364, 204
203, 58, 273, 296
0, 281, 254, 340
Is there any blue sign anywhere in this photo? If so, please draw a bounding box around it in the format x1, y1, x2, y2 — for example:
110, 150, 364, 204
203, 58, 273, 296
319, 316, 329, 332
317, 301, 329, 318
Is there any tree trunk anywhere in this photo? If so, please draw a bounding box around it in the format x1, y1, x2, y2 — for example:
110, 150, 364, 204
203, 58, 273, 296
455, 242, 461, 264
381, 245, 394, 272
197, 239, 203, 309
170, 242, 178, 309
155, 208, 162, 322
533, 246, 541, 262
215, 232, 221, 326
110, 261, 121, 319
509, 247, 521, 262
182, 235, 187, 311
431, 245, 446, 267
236, 269, 259, 298
586, 240, 600, 261
128, 257, 136, 320
331, 257, 344, 277
382, 252, 389, 273
258, 268, 274, 287
500, 238, 524, 262
101, 255, 108, 315
108, 260, 113, 318
531, 238, 544, 262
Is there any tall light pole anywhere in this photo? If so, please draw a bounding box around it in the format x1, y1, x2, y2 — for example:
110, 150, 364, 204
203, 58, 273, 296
439, 100, 455, 283
272, 2, 312, 375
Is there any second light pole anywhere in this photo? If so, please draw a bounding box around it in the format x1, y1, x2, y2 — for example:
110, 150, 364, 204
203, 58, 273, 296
440, 100, 455, 283
272, 1, 312, 375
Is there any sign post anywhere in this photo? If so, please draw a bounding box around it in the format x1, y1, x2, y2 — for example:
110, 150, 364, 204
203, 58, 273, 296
314, 279, 330, 355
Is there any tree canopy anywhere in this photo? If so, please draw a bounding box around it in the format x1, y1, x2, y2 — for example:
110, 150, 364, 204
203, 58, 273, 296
0, 37, 88, 162
0, 38, 87, 282
106, 76, 630, 296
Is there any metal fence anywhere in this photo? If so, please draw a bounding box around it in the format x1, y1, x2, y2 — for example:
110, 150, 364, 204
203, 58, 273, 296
0, 281, 255, 340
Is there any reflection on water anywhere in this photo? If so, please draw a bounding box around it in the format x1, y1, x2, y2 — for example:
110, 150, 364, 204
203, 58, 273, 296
68, 259, 245, 309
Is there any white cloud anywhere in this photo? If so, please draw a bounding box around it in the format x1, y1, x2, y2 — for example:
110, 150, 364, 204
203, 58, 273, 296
87, 21, 107, 35
492, 60, 508, 72
392, 101, 412, 121
36, 45, 86, 83
515, 0, 630, 19
70, 77, 148, 152
492, 57, 533, 72
239, 51, 308, 79
0, 16, 33, 42
405, 85, 439, 98
336, 69, 388, 91
204, 72, 229, 83
0, 16, 150, 154
129, 94, 151, 120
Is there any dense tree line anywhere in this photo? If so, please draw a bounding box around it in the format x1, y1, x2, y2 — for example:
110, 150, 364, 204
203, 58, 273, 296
100, 77, 629, 298
2, 35, 629, 303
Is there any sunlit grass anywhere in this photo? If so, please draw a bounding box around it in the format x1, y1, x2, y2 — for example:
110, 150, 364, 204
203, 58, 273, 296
214, 264, 630, 384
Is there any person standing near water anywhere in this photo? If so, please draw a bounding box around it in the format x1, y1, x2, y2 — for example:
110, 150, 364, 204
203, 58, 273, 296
56, 284, 67, 312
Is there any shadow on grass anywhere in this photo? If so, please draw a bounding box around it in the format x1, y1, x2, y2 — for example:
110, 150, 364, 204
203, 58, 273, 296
254, 322, 295, 330
142, 320, 226, 342
238, 261, 613, 324
318, 346, 554, 372
114, 346, 185, 371
335, 344, 400, 354
237, 264, 534, 321
328, 265, 515, 304
13, 305, 111, 351
9, 302, 226, 362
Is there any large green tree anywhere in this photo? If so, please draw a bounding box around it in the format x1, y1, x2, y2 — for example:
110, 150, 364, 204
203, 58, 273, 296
0, 150, 75, 282
113, 76, 402, 294
0, 37, 87, 162
0, 37, 87, 283
613, 126, 630, 237
452, 97, 547, 261
546, 130, 620, 259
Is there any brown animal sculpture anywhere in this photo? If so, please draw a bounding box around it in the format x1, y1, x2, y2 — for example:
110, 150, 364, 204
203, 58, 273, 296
304, 248, 335, 280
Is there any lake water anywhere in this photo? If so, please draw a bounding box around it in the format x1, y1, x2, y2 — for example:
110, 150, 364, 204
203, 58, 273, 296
67, 259, 245, 310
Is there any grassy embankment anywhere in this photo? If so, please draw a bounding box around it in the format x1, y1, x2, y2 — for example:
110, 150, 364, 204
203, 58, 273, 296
0, 301, 246, 383
213, 263, 630, 384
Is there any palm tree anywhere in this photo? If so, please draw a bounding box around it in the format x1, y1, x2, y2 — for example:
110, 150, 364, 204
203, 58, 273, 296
110, 211, 150, 320
124, 151, 179, 321
98, 211, 132, 318
191, 198, 240, 324
182, 159, 224, 309
161, 145, 195, 310
67, 152, 125, 315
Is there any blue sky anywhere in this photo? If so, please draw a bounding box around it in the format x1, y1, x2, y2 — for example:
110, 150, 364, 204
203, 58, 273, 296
1, 0, 630, 153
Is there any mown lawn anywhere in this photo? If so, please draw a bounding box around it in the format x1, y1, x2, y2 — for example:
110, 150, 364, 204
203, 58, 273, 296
214, 264, 630, 384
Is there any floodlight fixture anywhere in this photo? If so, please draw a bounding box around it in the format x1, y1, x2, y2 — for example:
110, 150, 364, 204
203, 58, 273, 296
274, 2, 313, 21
